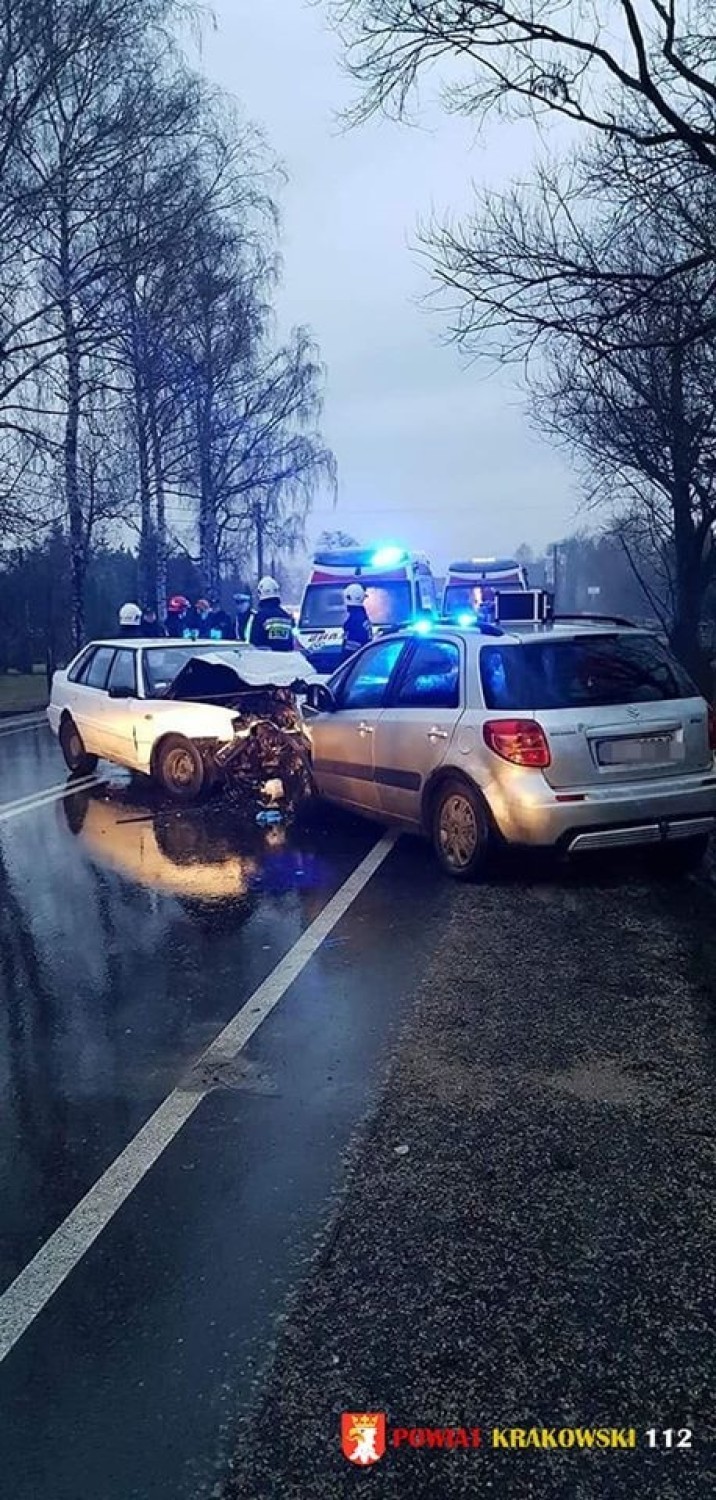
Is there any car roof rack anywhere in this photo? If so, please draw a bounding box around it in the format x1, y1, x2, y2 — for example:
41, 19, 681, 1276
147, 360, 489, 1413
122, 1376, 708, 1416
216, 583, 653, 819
551, 613, 638, 628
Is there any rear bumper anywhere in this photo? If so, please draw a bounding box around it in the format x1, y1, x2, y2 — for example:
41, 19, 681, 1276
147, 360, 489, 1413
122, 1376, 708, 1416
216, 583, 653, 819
482, 764, 716, 850
564, 814, 715, 855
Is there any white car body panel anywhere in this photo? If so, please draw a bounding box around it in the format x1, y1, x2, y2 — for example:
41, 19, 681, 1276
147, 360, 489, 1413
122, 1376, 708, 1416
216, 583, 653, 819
130, 700, 239, 772
47, 640, 321, 779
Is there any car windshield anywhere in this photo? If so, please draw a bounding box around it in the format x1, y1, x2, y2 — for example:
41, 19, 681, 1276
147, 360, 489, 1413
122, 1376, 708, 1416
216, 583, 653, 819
444, 584, 497, 612
479, 635, 698, 710
300, 582, 412, 629
143, 644, 247, 696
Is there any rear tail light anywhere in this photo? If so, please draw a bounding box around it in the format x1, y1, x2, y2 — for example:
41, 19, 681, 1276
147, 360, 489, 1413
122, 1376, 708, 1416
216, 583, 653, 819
708, 706, 716, 751
483, 717, 551, 768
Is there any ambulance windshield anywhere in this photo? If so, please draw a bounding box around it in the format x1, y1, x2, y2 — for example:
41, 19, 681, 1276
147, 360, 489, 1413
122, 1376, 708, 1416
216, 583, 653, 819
300, 582, 412, 629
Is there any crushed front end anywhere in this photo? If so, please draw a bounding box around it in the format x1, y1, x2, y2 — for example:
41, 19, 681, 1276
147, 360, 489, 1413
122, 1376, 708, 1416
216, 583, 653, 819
214, 686, 315, 813
166, 654, 316, 815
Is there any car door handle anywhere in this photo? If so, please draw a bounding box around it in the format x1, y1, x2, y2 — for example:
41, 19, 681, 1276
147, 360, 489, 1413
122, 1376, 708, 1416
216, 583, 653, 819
428, 727, 449, 741
358, 721, 374, 735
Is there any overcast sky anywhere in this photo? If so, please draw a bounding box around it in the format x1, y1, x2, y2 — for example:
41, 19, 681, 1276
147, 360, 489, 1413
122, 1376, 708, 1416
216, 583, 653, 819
201, 1, 579, 569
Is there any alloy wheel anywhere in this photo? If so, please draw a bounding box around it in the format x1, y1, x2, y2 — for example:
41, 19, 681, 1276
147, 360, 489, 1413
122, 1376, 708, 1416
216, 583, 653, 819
439, 793, 479, 870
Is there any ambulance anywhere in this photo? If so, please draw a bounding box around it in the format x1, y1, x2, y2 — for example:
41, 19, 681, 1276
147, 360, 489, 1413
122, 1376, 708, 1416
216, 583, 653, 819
441, 557, 528, 620
297, 546, 438, 673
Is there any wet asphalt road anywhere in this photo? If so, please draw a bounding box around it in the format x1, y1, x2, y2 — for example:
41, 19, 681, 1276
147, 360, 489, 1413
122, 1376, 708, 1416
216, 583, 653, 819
0, 721, 454, 1498
0, 719, 714, 1498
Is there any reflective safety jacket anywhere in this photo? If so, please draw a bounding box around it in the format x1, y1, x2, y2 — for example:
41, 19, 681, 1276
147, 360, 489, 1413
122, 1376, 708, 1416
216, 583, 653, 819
342, 606, 372, 657
248, 602, 295, 651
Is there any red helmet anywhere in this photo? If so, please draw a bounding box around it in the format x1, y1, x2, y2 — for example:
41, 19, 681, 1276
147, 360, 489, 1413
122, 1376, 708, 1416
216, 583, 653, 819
168, 594, 189, 613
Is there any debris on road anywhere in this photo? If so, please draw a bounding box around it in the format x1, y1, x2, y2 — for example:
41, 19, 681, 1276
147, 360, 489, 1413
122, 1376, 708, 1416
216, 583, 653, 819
261, 778, 285, 804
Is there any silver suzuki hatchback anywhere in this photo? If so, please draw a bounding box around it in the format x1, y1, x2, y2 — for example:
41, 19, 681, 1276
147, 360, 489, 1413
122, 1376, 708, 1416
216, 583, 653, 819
303, 619, 716, 878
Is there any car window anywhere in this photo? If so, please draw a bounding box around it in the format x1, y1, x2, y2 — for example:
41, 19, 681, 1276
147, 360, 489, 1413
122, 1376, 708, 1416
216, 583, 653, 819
68, 647, 97, 685
479, 646, 526, 709
84, 646, 116, 691
107, 649, 136, 696
479, 636, 699, 710
395, 641, 460, 709
339, 638, 406, 710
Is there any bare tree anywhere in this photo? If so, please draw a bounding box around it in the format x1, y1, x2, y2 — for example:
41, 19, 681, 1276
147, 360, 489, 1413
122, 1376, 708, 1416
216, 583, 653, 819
422, 137, 716, 360
0, 1, 137, 546
327, 0, 716, 170
0, 2, 333, 648
316, 528, 360, 549
535, 310, 716, 680
0, 2, 106, 414
420, 131, 716, 680
15, 0, 187, 643
211, 328, 337, 578
174, 213, 269, 594
100, 74, 271, 609
169, 185, 334, 594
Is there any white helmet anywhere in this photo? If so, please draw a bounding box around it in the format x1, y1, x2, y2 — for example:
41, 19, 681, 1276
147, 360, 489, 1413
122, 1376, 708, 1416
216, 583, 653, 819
344, 583, 367, 606
119, 602, 142, 626
257, 575, 280, 601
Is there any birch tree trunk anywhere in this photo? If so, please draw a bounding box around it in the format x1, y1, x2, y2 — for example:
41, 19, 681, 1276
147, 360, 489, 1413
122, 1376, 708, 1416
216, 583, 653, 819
58, 160, 85, 650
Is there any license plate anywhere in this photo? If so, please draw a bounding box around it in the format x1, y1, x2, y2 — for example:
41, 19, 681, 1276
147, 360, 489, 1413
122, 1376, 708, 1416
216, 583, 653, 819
597, 733, 677, 766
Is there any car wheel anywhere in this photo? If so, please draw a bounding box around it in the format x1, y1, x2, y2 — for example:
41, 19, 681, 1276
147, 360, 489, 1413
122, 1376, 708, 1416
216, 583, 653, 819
59, 716, 98, 776
155, 736, 206, 802
431, 778, 490, 880
653, 833, 710, 877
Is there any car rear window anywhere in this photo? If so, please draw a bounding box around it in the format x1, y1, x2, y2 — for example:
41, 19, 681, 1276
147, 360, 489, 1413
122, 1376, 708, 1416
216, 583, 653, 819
479, 635, 698, 710
84, 646, 116, 691
68, 647, 96, 684
108, 649, 137, 696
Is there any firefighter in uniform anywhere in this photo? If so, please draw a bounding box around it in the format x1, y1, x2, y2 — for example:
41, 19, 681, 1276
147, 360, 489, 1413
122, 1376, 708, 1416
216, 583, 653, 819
247, 577, 295, 652
341, 583, 372, 660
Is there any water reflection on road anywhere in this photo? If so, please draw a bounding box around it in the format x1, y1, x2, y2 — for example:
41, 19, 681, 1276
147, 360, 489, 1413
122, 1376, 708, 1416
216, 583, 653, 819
0, 774, 377, 1290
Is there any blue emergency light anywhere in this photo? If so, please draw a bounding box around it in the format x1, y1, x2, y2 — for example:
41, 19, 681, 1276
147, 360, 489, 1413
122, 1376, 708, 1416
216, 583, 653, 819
371, 546, 407, 568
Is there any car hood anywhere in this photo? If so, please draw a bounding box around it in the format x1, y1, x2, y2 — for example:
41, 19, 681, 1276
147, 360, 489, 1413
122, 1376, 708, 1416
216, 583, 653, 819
165, 650, 321, 700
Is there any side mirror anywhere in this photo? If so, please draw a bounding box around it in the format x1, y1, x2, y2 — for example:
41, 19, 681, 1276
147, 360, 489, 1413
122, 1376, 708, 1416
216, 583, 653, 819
304, 682, 336, 713
107, 684, 132, 699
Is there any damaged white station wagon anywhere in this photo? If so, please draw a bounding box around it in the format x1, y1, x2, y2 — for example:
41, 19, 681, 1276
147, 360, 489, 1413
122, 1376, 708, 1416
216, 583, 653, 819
48, 639, 319, 801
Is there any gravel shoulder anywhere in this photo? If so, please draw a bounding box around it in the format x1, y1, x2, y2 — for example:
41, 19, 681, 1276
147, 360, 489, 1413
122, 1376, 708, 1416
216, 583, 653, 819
223, 857, 716, 1500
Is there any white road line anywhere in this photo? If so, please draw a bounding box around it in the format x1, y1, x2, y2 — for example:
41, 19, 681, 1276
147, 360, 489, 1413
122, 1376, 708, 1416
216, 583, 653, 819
0, 831, 397, 1362
0, 775, 98, 823
0, 721, 48, 741
0, 711, 47, 730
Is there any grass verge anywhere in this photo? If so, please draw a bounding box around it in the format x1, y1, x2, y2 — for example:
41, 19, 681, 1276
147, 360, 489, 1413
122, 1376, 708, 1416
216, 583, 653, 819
0, 672, 49, 714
